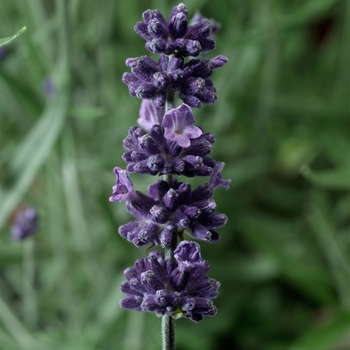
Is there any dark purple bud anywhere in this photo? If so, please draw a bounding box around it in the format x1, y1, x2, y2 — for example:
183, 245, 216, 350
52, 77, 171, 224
141, 270, 164, 293
186, 20, 212, 40
209, 55, 228, 69
192, 183, 212, 202
177, 182, 192, 204
181, 137, 212, 157
150, 124, 166, 144
173, 159, 185, 173
139, 134, 160, 155
120, 296, 143, 311
134, 22, 151, 41
191, 223, 212, 241
169, 12, 188, 39
182, 155, 203, 169
173, 210, 190, 228
141, 294, 162, 313
182, 206, 201, 219
147, 180, 169, 200
119, 221, 140, 239
148, 17, 168, 38
179, 94, 202, 109
196, 199, 216, 216
165, 141, 182, 158
147, 154, 165, 173
124, 267, 137, 281
150, 205, 169, 224
201, 213, 228, 229
11, 208, 38, 241
138, 223, 160, 244
127, 191, 156, 218
160, 224, 176, 248
174, 241, 204, 272
163, 189, 179, 210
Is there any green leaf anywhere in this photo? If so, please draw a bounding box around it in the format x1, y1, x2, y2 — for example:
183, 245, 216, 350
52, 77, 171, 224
0, 90, 68, 231
301, 165, 350, 190
0, 27, 27, 47
290, 310, 350, 350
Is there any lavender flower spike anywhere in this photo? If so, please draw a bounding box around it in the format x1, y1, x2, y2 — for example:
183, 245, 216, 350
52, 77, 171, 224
109, 167, 134, 202
137, 99, 165, 130
162, 104, 202, 148
11, 208, 38, 241
120, 241, 219, 322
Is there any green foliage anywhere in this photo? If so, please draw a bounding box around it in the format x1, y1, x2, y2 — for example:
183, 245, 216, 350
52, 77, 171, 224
0, 0, 349, 349
0, 27, 27, 47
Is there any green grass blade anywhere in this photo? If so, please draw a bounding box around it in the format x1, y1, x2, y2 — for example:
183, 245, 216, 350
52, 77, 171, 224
0, 90, 68, 230
0, 27, 27, 47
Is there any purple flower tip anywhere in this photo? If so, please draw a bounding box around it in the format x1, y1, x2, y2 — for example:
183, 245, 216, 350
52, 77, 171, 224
137, 99, 165, 130
11, 208, 38, 241
161, 104, 202, 148
109, 167, 134, 202
209, 162, 231, 190
174, 241, 205, 272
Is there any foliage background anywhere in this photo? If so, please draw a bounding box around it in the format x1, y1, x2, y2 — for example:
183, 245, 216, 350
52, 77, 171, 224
0, 0, 349, 349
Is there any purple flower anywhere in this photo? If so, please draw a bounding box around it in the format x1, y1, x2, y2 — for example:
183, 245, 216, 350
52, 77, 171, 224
109, 167, 134, 202
11, 208, 38, 241
118, 176, 229, 247
162, 104, 202, 148
122, 54, 228, 108
122, 125, 216, 177
134, 3, 215, 57
209, 162, 231, 190
120, 241, 219, 322
137, 99, 165, 130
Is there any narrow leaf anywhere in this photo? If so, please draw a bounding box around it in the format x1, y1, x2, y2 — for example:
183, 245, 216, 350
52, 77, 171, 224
0, 27, 27, 47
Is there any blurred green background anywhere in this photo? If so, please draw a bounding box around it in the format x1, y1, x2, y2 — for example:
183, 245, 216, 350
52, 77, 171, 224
0, 0, 349, 349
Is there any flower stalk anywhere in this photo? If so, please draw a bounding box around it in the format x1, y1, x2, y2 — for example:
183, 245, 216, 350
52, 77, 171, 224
110, 3, 229, 349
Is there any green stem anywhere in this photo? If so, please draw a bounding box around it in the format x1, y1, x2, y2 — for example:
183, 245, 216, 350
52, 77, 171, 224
162, 315, 176, 350
23, 239, 37, 329
161, 86, 177, 350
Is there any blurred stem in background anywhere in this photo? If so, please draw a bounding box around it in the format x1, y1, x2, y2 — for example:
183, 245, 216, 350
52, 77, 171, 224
22, 239, 37, 329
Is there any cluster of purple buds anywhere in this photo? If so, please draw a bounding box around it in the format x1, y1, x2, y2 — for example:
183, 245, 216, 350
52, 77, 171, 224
123, 103, 216, 177
123, 54, 228, 108
120, 241, 220, 323
111, 3, 229, 323
134, 3, 214, 57
11, 208, 38, 241
111, 162, 229, 248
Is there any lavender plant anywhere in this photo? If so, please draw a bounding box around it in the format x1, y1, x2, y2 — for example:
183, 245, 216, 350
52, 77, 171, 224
110, 4, 229, 349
